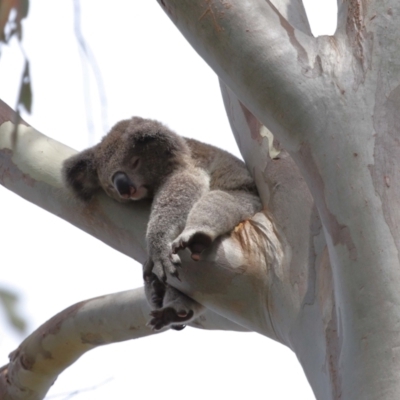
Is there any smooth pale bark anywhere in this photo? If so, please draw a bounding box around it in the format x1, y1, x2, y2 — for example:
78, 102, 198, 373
0, 288, 246, 400
0, 289, 154, 400
158, 0, 400, 399
220, 84, 332, 398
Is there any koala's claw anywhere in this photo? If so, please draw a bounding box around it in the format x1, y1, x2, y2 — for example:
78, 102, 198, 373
172, 231, 213, 261
146, 253, 181, 283
143, 243, 182, 282
171, 238, 186, 254
148, 308, 194, 331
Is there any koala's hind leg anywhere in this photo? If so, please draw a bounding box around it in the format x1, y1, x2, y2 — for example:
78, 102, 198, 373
172, 190, 261, 260
148, 285, 204, 331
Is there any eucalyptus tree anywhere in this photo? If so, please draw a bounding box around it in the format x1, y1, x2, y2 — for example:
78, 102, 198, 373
1, 1, 399, 399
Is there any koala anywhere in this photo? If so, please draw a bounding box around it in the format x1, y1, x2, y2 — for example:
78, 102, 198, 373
62, 117, 262, 330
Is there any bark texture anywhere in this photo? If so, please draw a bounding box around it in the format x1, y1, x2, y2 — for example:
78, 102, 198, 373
0, 287, 247, 400
157, 0, 400, 398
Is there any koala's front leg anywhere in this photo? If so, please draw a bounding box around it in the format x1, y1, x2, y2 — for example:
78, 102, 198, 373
172, 190, 261, 260
143, 168, 209, 282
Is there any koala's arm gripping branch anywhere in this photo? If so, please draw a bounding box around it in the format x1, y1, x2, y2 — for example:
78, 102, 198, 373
145, 168, 209, 279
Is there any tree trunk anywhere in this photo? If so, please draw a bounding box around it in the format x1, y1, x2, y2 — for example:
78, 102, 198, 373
158, 0, 400, 398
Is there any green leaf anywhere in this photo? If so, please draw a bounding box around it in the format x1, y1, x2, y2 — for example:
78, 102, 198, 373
0, 287, 26, 333
0, 0, 29, 43
18, 59, 32, 113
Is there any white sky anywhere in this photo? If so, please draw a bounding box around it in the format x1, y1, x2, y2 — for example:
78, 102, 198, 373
0, 1, 336, 399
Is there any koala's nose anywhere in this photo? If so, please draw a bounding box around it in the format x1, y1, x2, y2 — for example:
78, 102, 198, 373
112, 172, 136, 199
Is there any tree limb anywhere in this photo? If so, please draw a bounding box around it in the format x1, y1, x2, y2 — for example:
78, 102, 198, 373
157, 0, 321, 148
0, 288, 248, 400
0, 100, 149, 263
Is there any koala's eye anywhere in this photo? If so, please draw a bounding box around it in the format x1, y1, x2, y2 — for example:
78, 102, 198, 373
131, 158, 140, 170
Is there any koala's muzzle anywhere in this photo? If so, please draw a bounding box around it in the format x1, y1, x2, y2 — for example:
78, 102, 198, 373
112, 172, 136, 199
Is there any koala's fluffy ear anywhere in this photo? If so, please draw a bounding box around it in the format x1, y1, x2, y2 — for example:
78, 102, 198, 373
62, 147, 100, 201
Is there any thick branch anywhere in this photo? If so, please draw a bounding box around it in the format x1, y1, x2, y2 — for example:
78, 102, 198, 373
157, 0, 320, 149
219, 83, 338, 399
0, 288, 248, 400
0, 101, 149, 263
0, 289, 153, 400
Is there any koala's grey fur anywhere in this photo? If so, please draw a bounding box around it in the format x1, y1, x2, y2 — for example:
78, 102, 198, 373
62, 117, 261, 330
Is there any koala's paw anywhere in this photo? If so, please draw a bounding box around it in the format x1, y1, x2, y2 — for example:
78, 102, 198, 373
172, 230, 213, 261
143, 253, 181, 282
144, 274, 166, 309
148, 307, 194, 331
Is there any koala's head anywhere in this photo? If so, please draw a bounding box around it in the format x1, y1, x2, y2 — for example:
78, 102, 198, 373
62, 117, 190, 202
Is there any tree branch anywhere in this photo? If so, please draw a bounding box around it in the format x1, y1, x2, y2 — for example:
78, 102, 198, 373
0, 289, 153, 400
219, 82, 338, 399
157, 0, 321, 148
0, 100, 149, 263
0, 288, 248, 400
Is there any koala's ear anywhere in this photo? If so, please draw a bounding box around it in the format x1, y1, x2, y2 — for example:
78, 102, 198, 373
62, 147, 100, 201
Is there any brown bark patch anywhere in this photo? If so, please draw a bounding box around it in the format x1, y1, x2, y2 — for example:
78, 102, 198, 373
303, 206, 322, 306
346, 0, 374, 90
325, 303, 343, 399
6, 301, 91, 373
239, 102, 263, 144
370, 80, 400, 259
266, 1, 323, 78
198, 0, 223, 33
266, 0, 308, 64
39, 300, 89, 336
298, 143, 357, 260
80, 332, 106, 345
178, 214, 276, 297
239, 101, 283, 157
318, 247, 333, 311
0, 148, 36, 188
234, 220, 258, 252
8, 349, 36, 371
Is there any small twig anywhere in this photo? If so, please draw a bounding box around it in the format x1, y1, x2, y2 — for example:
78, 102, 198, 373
45, 377, 114, 399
